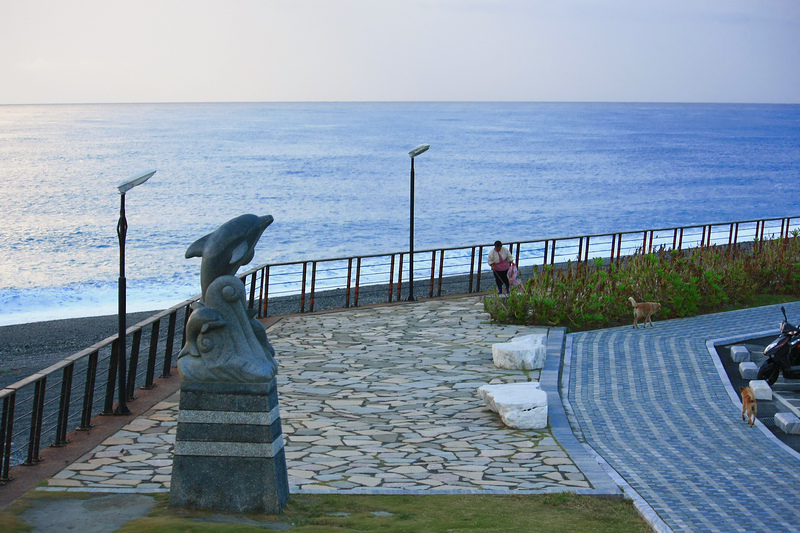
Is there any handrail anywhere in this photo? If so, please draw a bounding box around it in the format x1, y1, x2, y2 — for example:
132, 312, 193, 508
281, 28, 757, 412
1, 214, 798, 484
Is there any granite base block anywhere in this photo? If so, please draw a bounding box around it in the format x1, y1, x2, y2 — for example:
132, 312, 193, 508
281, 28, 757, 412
169, 379, 289, 514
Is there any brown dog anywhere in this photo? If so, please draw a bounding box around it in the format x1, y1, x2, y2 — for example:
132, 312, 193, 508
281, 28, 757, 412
740, 386, 757, 427
628, 297, 661, 328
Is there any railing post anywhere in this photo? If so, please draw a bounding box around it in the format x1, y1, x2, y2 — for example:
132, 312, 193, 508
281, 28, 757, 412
346, 258, 353, 307
53, 363, 75, 447
257, 268, 265, 318
396, 253, 404, 301
143, 319, 160, 390
262, 266, 270, 317
577, 238, 583, 263
550, 240, 556, 265
300, 262, 308, 313
388, 255, 395, 303
584, 236, 590, 262
182, 303, 190, 348
610, 234, 617, 264
355, 257, 362, 307
78, 350, 99, 430
161, 311, 177, 378
542, 240, 549, 266
429, 251, 436, 298
1, 392, 16, 482
248, 272, 257, 310
437, 249, 445, 297
309, 261, 317, 312
514, 242, 521, 265
103, 340, 120, 415
126, 329, 142, 402
23, 377, 46, 465
468, 247, 476, 293
477, 246, 484, 292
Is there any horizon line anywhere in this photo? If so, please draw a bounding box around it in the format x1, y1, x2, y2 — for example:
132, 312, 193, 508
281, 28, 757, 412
2, 99, 799, 107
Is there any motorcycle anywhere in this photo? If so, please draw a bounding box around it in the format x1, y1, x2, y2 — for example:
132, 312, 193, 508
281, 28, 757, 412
757, 306, 800, 386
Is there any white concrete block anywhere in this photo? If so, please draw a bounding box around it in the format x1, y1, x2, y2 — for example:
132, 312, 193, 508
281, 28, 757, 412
477, 382, 548, 429
749, 379, 772, 401
739, 362, 758, 380
730, 345, 750, 363
775, 412, 800, 434
492, 333, 547, 371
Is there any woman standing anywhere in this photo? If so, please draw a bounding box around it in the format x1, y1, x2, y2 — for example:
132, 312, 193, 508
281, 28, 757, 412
488, 240, 514, 295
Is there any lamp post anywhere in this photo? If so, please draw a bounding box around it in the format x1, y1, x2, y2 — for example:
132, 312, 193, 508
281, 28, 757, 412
407, 144, 429, 301
114, 169, 156, 415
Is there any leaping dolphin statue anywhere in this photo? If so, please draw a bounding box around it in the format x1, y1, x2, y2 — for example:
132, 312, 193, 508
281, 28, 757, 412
186, 214, 274, 299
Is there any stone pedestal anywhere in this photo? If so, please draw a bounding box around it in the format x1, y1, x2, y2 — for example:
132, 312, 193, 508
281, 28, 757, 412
169, 379, 289, 514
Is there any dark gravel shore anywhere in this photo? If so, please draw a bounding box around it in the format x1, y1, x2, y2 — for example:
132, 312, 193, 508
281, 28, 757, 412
0, 311, 158, 390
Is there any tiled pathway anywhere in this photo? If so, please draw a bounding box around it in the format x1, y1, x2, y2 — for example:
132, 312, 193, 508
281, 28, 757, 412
43, 296, 611, 495
568, 302, 800, 533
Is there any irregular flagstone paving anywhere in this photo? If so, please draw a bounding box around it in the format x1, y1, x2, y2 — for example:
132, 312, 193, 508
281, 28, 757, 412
46, 401, 178, 491
42, 296, 596, 494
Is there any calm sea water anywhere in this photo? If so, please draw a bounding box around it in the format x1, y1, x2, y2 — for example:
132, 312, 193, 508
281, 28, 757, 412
0, 102, 798, 326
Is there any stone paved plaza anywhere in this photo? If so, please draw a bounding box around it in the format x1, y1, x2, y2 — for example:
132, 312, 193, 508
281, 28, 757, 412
44, 296, 601, 494
39, 295, 800, 532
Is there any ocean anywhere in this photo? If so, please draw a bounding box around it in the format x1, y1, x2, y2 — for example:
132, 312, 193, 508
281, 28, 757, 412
0, 102, 798, 326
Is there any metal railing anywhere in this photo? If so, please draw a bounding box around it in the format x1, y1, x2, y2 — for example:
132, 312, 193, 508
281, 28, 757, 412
1, 303, 191, 483
239, 216, 800, 317
1, 215, 798, 484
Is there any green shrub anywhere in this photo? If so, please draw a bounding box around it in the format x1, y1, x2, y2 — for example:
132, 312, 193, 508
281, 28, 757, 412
485, 236, 800, 331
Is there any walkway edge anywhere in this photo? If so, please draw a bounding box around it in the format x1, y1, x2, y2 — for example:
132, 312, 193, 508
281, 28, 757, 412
560, 333, 674, 533
543, 329, 620, 496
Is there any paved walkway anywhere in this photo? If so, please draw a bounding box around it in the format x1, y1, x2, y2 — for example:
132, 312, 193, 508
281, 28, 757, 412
32, 296, 800, 532
567, 302, 800, 533
41, 296, 616, 496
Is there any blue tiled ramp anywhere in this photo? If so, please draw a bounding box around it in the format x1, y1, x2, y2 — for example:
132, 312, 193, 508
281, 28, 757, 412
568, 303, 800, 533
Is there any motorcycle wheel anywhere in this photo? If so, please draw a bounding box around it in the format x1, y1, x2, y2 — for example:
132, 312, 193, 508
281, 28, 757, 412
758, 360, 780, 386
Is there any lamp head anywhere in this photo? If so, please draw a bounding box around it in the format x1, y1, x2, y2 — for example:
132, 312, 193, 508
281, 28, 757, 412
117, 169, 156, 194
408, 144, 430, 158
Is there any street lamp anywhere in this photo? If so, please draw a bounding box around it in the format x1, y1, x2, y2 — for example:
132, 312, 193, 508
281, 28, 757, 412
114, 169, 156, 415
407, 144, 429, 301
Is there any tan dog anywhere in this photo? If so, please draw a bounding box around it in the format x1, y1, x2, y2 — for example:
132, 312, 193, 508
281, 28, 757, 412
628, 297, 661, 328
740, 386, 757, 427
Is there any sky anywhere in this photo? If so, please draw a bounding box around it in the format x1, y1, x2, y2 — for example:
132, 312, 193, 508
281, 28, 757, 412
1, 0, 798, 104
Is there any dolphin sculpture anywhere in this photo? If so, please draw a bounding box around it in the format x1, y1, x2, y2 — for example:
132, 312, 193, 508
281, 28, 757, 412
186, 214, 274, 299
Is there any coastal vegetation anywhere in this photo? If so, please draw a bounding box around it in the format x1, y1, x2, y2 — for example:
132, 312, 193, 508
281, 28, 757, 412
485, 235, 800, 331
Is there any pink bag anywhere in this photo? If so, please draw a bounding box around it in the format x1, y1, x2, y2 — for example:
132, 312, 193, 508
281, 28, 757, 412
508, 264, 522, 287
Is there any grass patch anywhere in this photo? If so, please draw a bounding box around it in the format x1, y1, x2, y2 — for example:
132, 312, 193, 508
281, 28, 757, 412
125, 493, 649, 533
1, 492, 651, 532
